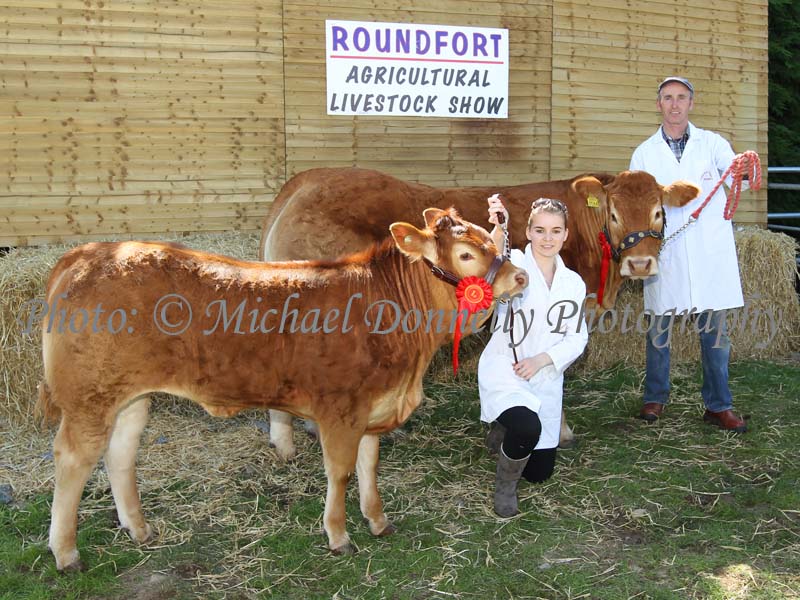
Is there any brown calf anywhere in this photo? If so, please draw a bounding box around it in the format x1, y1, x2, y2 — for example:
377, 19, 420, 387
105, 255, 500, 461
37, 208, 528, 572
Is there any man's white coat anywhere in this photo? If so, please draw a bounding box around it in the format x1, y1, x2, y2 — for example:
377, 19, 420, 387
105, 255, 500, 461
630, 122, 745, 315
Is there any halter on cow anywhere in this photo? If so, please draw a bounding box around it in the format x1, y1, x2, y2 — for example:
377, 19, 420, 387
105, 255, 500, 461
423, 249, 509, 373
596, 208, 667, 307
601, 216, 666, 263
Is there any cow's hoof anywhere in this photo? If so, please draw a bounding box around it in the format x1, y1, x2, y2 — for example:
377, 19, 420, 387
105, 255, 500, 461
558, 436, 578, 450
377, 522, 396, 537
485, 421, 505, 456
127, 522, 154, 544
57, 557, 86, 574
330, 542, 355, 556
303, 419, 319, 440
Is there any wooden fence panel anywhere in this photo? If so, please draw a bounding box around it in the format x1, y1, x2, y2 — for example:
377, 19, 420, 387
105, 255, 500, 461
282, 0, 553, 188
0, 0, 284, 246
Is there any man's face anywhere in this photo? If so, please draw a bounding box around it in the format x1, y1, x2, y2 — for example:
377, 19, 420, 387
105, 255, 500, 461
656, 82, 694, 131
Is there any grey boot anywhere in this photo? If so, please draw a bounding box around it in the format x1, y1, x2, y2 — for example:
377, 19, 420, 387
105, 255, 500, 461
485, 421, 506, 456
494, 445, 530, 517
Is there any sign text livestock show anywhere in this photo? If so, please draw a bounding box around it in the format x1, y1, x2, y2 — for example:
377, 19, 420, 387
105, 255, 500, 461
326, 20, 509, 119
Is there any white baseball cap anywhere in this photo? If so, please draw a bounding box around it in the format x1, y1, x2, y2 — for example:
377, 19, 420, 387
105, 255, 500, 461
658, 76, 694, 95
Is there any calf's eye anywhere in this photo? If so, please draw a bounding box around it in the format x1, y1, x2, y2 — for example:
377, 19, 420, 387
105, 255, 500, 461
459, 252, 474, 261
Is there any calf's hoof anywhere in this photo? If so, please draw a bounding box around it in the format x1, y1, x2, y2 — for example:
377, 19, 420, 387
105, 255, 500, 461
53, 548, 85, 573
59, 559, 86, 574
127, 522, 154, 544
364, 516, 396, 537
269, 441, 297, 462
330, 541, 356, 556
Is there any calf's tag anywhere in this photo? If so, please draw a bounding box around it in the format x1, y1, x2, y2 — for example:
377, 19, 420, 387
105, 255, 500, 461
587, 195, 600, 208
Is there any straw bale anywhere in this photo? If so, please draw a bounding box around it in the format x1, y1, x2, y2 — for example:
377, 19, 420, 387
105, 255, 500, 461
577, 227, 800, 372
0, 232, 260, 429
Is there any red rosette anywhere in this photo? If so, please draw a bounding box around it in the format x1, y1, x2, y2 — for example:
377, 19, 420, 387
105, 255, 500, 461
452, 276, 494, 374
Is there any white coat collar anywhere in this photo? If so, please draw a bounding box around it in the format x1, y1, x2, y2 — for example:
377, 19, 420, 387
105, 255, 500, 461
523, 245, 566, 285
651, 121, 697, 145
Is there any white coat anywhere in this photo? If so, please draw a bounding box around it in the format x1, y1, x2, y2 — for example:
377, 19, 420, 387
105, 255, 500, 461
478, 247, 588, 450
630, 123, 745, 315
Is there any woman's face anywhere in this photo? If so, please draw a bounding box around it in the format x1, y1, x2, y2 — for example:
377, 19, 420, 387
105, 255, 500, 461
526, 211, 568, 258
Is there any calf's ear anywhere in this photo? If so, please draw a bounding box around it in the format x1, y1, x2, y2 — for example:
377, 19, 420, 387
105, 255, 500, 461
390, 222, 435, 261
571, 176, 607, 205
423, 207, 459, 230
662, 180, 700, 207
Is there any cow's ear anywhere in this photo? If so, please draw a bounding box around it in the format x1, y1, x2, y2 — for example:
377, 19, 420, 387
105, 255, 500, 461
390, 222, 435, 261
571, 176, 607, 206
662, 180, 700, 207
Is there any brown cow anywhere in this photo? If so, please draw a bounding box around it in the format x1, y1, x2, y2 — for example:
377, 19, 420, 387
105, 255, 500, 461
36, 208, 527, 572
260, 167, 700, 455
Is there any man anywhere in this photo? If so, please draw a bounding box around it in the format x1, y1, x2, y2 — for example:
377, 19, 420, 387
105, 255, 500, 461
629, 76, 747, 432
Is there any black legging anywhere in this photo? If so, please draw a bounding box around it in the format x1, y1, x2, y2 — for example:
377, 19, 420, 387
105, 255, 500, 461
496, 406, 557, 483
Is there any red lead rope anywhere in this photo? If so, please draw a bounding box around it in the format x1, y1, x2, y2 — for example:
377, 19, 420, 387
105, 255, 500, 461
691, 150, 762, 221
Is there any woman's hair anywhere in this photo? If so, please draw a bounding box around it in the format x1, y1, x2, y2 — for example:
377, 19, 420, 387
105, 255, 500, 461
527, 197, 568, 228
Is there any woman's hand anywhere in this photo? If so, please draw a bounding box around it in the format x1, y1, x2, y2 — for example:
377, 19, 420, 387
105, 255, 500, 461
487, 194, 509, 226
513, 353, 553, 381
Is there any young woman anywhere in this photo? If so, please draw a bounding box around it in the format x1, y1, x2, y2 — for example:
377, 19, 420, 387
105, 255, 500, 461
479, 196, 588, 517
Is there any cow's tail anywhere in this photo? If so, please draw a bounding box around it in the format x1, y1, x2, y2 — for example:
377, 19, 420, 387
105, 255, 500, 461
35, 381, 61, 424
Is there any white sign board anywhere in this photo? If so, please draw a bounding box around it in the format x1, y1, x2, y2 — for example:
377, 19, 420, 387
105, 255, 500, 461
326, 20, 509, 119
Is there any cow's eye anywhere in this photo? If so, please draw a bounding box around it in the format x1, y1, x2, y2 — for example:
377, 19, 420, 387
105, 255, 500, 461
611, 212, 619, 224
459, 252, 474, 261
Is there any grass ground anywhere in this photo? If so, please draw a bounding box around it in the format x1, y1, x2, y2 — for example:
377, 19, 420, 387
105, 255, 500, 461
2, 358, 799, 599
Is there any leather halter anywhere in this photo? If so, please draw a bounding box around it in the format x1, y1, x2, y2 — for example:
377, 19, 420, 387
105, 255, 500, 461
422, 253, 507, 287
602, 209, 666, 262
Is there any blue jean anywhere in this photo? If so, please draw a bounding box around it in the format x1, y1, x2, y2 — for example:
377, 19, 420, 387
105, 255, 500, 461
644, 310, 733, 413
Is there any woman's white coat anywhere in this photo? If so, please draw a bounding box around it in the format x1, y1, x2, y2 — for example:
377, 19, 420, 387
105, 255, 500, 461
478, 246, 588, 450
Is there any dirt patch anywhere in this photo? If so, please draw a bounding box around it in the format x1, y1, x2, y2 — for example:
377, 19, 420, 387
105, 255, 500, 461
114, 563, 203, 600
709, 563, 757, 599
114, 568, 189, 600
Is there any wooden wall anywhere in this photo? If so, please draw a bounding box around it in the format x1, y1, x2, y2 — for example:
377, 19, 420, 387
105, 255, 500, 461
0, 0, 768, 246
283, 0, 553, 186
0, 0, 285, 246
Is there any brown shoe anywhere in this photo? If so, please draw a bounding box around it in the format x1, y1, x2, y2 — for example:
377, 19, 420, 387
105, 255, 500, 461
639, 402, 664, 422
703, 409, 747, 433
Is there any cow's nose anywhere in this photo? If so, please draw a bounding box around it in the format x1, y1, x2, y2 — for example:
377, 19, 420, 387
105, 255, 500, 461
515, 270, 529, 288
629, 257, 654, 274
